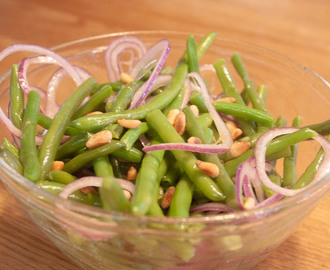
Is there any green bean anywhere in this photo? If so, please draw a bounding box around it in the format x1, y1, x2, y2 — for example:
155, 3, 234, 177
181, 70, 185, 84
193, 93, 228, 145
238, 132, 264, 147
214, 101, 274, 127
160, 154, 183, 189
109, 156, 123, 179
162, 87, 185, 116
112, 146, 143, 163
196, 113, 213, 129
146, 109, 225, 201
168, 174, 194, 217
189, 91, 208, 113
213, 59, 256, 136
202, 127, 214, 144
276, 116, 287, 127
240, 88, 250, 105
120, 122, 149, 150
183, 106, 237, 207
9, 64, 24, 128
71, 61, 188, 132
38, 181, 100, 206
131, 135, 165, 216
39, 78, 98, 180
257, 85, 269, 103
0, 146, 23, 174
63, 140, 124, 174
187, 34, 199, 73
1, 138, 19, 159
48, 170, 77, 184
195, 32, 218, 59
99, 176, 130, 212
96, 81, 123, 93
304, 119, 330, 136
293, 135, 330, 189
38, 113, 82, 136
55, 133, 90, 160
93, 155, 114, 178
283, 116, 302, 187
72, 84, 113, 120
20, 90, 40, 181
103, 123, 124, 139
224, 128, 317, 177
262, 172, 282, 198
231, 53, 267, 113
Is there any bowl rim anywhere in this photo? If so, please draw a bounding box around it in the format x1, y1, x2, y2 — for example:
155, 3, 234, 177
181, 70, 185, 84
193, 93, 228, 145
0, 30, 329, 225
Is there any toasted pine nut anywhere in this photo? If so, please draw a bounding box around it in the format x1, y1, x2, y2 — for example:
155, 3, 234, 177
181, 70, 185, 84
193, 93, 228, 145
123, 190, 132, 200
195, 160, 220, 178
167, 109, 180, 125
173, 111, 186, 135
161, 186, 176, 209
231, 128, 243, 140
118, 119, 142, 129
80, 186, 98, 194
243, 197, 256, 210
225, 121, 238, 131
86, 111, 103, 116
51, 161, 64, 171
230, 141, 251, 158
187, 136, 202, 144
86, 130, 112, 148
120, 72, 134, 84
189, 105, 199, 117
214, 97, 236, 103
127, 166, 137, 181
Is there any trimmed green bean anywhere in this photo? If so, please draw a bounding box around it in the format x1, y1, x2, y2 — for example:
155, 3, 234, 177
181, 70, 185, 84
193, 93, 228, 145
55, 133, 90, 160
168, 174, 194, 217
63, 140, 125, 174
20, 90, 40, 181
93, 155, 114, 178
100, 176, 130, 212
146, 109, 225, 202
131, 135, 165, 216
0, 146, 23, 174
189, 91, 208, 113
304, 119, 330, 136
39, 78, 98, 180
257, 85, 269, 103
214, 101, 274, 127
72, 84, 113, 120
276, 116, 287, 127
48, 170, 77, 184
196, 113, 213, 129
9, 64, 24, 128
187, 34, 199, 73
112, 146, 143, 163
109, 156, 123, 178
103, 124, 124, 139
213, 59, 256, 136
1, 138, 19, 159
120, 122, 149, 150
283, 116, 302, 187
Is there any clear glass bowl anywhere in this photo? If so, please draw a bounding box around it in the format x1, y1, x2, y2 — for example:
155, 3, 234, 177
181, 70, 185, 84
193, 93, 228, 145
0, 31, 329, 270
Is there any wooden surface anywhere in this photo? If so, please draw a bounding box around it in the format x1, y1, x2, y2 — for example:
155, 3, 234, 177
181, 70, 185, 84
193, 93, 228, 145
0, 0, 329, 269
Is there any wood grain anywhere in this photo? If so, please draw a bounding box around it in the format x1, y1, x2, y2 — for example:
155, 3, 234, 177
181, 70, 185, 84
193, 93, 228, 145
0, 0, 329, 269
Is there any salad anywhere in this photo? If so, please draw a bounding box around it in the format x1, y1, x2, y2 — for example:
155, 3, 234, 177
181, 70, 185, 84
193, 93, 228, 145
0, 32, 329, 223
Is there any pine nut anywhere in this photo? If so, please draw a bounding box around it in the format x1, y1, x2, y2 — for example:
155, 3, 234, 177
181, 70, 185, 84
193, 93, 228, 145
167, 109, 180, 125
86, 130, 112, 148
195, 160, 220, 178
118, 119, 142, 129
123, 190, 132, 200
187, 136, 202, 144
120, 72, 134, 84
80, 186, 98, 194
230, 141, 251, 158
225, 121, 243, 140
161, 186, 176, 209
127, 166, 137, 180
51, 161, 64, 171
86, 111, 103, 116
173, 111, 186, 135
189, 105, 199, 117
243, 197, 256, 210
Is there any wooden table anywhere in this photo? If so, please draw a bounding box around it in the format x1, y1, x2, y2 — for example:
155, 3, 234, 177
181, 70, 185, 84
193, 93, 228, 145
0, 1, 329, 269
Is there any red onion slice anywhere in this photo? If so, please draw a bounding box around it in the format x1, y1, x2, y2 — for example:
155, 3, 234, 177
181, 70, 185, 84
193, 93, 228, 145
143, 142, 229, 153
0, 44, 83, 85
254, 193, 284, 209
129, 40, 171, 109
58, 176, 135, 200
105, 36, 147, 82
255, 127, 330, 196
190, 203, 236, 214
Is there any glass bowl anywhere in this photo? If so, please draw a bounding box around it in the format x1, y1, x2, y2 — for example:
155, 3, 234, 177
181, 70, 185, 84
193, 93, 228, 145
0, 31, 329, 270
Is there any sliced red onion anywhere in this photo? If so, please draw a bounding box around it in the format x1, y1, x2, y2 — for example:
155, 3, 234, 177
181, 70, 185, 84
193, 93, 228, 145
129, 40, 171, 109
190, 203, 236, 214
187, 72, 233, 147
242, 175, 257, 201
199, 64, 216, 73
254, 193, 284, 209
105, 36, 147, 82
0, 44, 83, 85
143, 142, 229, 153
46, 66, 92, 118
58, 176, 135, 200
180, 79, 193, 109
255, 127, 330, 196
